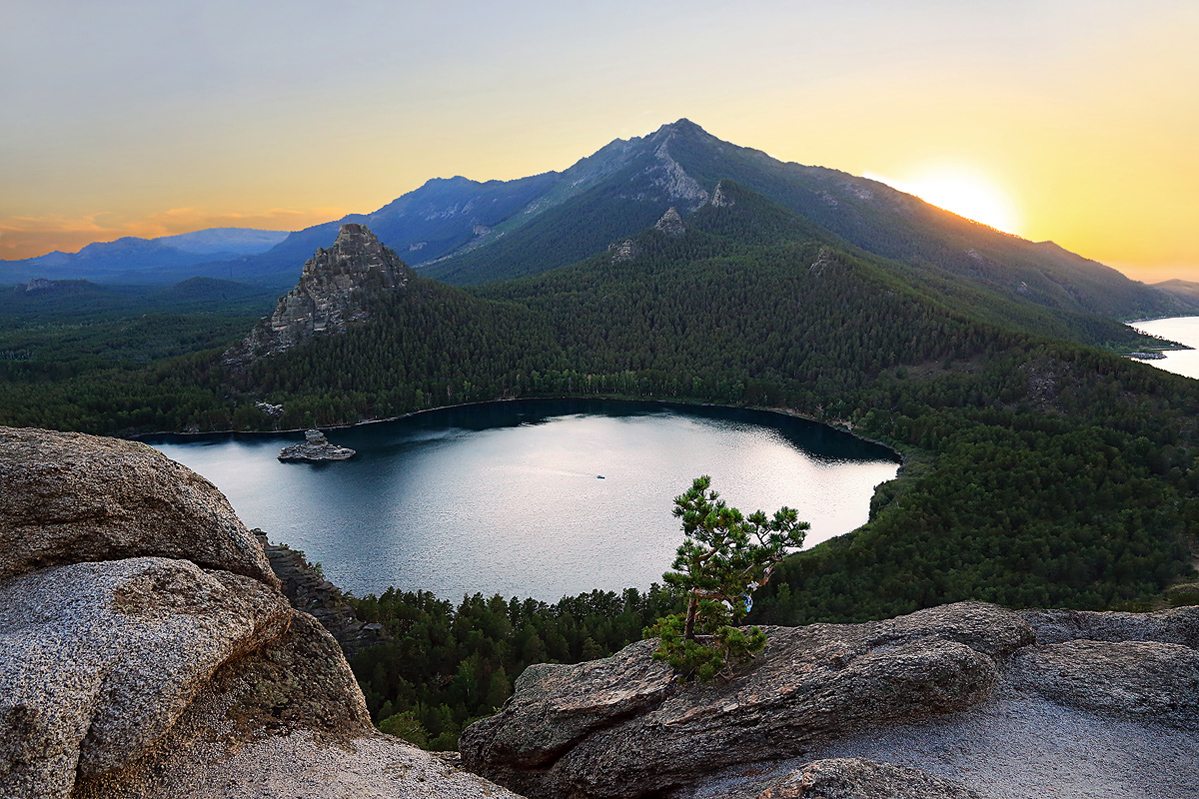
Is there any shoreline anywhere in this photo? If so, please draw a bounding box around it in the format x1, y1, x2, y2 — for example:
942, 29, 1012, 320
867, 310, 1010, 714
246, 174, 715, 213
130, 395, 905, 464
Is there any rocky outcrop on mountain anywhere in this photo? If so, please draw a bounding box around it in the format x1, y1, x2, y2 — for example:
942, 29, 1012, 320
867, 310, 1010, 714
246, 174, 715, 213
654, 207, 686, 237
0, 426, 277, 586
0, 426, 522, 799
277, 428, 356, 462
751, 758, 982, 799
254, 530, 384, 656
651, 130, 709, 209
709, 180, 735, 208
460, 602, 1032, 799
225, 223, 410, 363
609, 239, 641, 262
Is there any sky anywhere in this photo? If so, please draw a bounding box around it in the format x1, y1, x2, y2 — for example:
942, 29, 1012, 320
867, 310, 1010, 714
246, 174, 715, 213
3, 1, 1197, 283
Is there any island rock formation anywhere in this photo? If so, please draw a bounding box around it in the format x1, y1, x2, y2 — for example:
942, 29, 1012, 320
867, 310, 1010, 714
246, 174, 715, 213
225, 222, 410, 364
0, 425, 521, 799
277, 428, 356, 462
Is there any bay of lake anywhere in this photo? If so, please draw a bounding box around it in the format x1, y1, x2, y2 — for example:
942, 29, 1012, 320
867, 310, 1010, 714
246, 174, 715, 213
1131, 316, 1199, 380
147, 400, 899, 602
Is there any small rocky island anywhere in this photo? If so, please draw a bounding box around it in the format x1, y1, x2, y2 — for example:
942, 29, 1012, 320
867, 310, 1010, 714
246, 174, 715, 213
278, 429, 356, 462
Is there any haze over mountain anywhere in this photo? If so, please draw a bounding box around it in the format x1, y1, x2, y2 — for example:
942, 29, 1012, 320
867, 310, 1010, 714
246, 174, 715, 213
5, 121, 1191, 326
0, 228, 288, 285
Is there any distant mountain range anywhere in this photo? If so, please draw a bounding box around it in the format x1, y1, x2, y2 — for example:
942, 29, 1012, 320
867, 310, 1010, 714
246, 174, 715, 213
1, 228, 289, 284
4, 120, 1195, 323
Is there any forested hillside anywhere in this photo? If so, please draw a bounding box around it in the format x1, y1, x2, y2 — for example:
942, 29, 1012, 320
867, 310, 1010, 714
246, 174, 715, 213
421, 121, 1197, 326
1, 182, 1195, 634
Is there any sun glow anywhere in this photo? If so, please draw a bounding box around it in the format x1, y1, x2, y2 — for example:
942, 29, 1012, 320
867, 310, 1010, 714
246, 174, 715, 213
865, 167, 1022, 236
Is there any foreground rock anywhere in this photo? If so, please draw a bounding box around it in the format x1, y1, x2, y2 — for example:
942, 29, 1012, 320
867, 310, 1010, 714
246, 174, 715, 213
1010, 638, 1199, 725
753, 758, 982, 799
1019, 605, 1199, 648
461, 602, 1033, 799
0, 558, 291, 798
74, 612, 518, 799
0, 426, 522, 799
0, 427, 278, 587
278, 428, 357, 462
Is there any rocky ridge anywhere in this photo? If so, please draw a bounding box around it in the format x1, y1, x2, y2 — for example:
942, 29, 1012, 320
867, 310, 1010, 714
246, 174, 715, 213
254, 529, 384, 656
225, 222, 410, 363
461, 602, 1199, 799
0, 426, 521, 799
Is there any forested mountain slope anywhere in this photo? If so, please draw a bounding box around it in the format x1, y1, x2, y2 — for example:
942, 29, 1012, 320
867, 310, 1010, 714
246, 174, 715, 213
2, 185, 1196, 623
217, 191, 1199, 618
421, 120, 1196, 325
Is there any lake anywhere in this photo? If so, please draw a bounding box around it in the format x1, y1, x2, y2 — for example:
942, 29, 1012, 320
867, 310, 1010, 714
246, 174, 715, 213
148, 400, 899, 602
1130, 316, 1199, 380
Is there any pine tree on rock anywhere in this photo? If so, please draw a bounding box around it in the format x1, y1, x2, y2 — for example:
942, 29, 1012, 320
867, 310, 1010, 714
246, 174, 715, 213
647, 475, 808, 682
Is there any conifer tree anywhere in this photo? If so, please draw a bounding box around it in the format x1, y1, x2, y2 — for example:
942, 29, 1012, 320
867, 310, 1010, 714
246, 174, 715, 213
647, 476, 808, 681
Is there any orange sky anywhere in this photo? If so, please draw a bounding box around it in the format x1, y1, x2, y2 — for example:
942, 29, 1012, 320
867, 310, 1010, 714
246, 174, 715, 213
3, 1, 1196, 283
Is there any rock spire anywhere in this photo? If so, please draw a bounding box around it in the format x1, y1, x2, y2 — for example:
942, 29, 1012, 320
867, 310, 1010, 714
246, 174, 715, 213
226, 223, 409, 363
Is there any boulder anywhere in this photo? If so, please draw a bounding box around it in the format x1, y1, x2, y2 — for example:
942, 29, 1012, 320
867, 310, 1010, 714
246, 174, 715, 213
0, 424, 524, 799
1009, 639, 1199, 726
74, 611, 524, 799
461, 602, 1032, 799
753, 758, 983, 799
0, 427, 278, 587
1018, 605, 1199, 648
0, 557, 291, 798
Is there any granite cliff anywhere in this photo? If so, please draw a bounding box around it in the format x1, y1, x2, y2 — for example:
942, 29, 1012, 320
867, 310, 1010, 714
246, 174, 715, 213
460, 601, 1199, 799
0, 426, 520, 799
225, 222, 410, 364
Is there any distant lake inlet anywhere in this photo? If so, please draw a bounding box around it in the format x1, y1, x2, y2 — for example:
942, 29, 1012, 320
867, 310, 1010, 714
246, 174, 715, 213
147, 400, 899, 602
1131, 316, 1199, 380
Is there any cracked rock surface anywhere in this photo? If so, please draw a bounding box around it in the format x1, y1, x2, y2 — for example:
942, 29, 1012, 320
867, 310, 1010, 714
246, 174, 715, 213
0, 426, 277, 587
0, 558, 291, 798
460, 602, 1032, 799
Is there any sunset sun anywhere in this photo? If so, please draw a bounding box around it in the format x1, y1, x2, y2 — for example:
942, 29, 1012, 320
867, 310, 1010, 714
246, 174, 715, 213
866, 167, 1022, 236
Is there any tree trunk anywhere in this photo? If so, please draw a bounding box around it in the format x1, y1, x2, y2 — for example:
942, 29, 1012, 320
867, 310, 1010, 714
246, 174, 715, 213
684, 593, 699, 640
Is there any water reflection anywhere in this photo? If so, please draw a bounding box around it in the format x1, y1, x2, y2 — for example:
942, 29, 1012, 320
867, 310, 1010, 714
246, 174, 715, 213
148, 400, 898, 601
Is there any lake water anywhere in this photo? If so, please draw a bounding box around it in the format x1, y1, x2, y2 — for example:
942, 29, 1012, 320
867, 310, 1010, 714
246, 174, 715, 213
1130, 316, 1199, 379
148, 400, 899, 602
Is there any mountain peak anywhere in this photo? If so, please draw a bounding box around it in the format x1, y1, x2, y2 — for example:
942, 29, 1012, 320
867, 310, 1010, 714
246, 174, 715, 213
654, 207, 686, 237
226, 224, 410, 364
660, 118, 705, 136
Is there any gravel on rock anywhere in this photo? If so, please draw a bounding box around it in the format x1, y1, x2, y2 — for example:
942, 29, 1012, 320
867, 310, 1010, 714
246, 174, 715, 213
679, 680, 1199, 799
